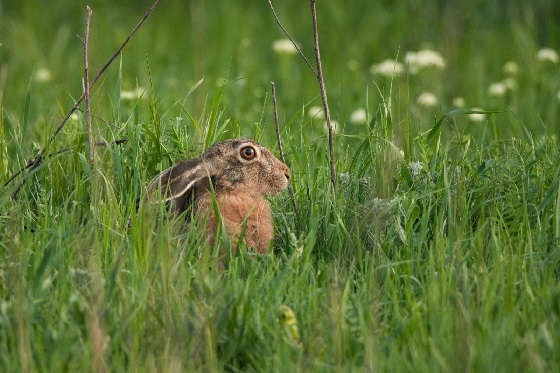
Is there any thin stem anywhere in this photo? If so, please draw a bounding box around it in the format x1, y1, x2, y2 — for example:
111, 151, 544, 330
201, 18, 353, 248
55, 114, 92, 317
310, 0, 337, 193
4, 0, 161, 197
266, 0, 318, 77
271, 82, 299, 218
84, 5, 94, 168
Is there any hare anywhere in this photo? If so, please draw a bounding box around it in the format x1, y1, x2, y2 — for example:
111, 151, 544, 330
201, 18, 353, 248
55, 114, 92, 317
146, 138, 291, 253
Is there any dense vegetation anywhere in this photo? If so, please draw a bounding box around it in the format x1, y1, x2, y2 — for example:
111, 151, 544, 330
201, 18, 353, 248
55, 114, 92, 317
1, 0, 559, 371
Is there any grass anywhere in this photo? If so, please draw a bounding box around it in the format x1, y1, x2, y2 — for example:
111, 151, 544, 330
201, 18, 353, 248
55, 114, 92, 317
1, 0, 560, 371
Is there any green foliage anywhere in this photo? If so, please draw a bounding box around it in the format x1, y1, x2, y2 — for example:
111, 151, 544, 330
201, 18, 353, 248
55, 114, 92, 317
1, 0, 560, 371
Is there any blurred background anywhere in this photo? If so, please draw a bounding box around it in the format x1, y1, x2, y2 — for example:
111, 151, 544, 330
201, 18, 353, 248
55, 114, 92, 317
1, 0, 559, 138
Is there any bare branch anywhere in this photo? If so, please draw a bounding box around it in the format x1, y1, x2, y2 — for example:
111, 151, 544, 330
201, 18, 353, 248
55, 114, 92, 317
83, 5, 94, 168
310, 0, 337, 193
271, 82, 299, 218
4, 0, 161, 197
266, 0, 318, 77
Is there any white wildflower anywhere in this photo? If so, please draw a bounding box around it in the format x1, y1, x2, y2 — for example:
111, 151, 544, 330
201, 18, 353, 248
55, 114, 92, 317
503, 61, 519, 75
468, 108, 486, 122
452, 97, 465, 108
405, 49, 446, 73
35, 67, 51, 83
370, 59, 404, 78
69, 268, 90, 281
307, 105, 324, 119
488, 82, 507, 97
70, 113, 79, 121
537, 48, 558, 63
325, 119, 339, 134
417, 92, 438, 107
503, 77, 517, 91
347, 59, 359, 71
408, 161, 423, 178
120, 87, 146, 101
273, 39, 297, 54
350, 108, 367, 124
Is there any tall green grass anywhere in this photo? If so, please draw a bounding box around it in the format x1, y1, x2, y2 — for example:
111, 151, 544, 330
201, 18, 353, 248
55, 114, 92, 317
1, 0, 560, 371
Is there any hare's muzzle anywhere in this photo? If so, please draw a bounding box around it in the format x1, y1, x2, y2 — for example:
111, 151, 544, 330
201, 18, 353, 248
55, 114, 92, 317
279, 163, 291, 186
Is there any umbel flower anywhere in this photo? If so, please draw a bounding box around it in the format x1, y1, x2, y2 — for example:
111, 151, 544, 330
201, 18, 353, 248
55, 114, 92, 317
537, 48, 558, 63
468, 108, 486, 122
452, 97, 465, 108
417, 92, 438, 107
488, 82, 507, 97
272, 39, 297, 54
370, 59, 404, 78
350, 108, 367, 124
405, 49, 446, 73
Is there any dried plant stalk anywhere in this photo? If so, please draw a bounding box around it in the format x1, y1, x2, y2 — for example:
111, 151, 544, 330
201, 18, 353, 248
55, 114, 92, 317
271, 82, 299, 218
266, 0, 337, 194
83, 5, 94, 168
5, 0, 161, 198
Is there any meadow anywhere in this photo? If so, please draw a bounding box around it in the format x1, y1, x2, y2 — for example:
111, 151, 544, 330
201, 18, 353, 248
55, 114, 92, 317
1, 0, 560, 371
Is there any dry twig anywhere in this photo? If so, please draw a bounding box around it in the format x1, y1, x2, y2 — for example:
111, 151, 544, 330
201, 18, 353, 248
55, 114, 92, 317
271, 82, 299, 218
266, 0, 337, 194
266, 0, 317, 76
310, 0, 336, 193
83, 5, 94, 168
4, 0, 161, 198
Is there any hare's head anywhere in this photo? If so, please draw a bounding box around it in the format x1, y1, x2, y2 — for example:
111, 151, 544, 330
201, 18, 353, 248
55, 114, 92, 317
147, 139, 291, 203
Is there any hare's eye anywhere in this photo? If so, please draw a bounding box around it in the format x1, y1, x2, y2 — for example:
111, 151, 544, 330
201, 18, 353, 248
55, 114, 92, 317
240, 146, 256, 160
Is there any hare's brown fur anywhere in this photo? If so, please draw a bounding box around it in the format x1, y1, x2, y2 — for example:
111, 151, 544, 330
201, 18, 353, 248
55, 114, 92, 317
195, 186, 274, 253
147, 139, 290, 253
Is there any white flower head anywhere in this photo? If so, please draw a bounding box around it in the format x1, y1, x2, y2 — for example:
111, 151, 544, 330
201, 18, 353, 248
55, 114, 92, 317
273, 39, 297, 55
70, 113, 79, 121
503, 61, 519, 75
537, 48, 558, 63
370, 59, 404, 78
452, 97, 465, 108
120, 87, 147, 101
417, 92, 438, 107
488, 82, 507, 97
324, 119, 339, 134
468, 108, 486, 122
307, 105, 324, 119
405, 49, 446, 73
35, 67, 51, 83
408, 161, 423, 178
350, 108, 367, 124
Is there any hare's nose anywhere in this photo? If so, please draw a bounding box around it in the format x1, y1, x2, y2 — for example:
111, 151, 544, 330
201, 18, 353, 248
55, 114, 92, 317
282, 166, 291, 181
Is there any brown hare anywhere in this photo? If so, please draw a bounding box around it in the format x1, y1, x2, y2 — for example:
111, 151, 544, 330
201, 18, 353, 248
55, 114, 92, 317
146, 138, 291, 253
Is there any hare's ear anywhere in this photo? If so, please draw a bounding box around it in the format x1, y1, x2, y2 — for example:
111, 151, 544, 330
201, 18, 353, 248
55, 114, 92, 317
146, 158, 214, 202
